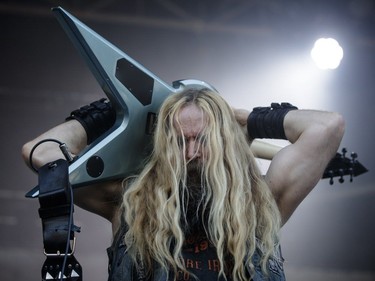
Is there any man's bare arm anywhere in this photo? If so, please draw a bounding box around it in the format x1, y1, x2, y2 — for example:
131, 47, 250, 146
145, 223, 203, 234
266, 110, 345, 225
22, 119, 123, 223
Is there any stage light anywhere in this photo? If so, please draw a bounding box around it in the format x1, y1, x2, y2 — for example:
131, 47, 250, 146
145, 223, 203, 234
310, 38, 344, 70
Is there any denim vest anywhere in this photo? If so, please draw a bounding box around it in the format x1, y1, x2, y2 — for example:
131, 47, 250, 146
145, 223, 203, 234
107, 225, 286, 281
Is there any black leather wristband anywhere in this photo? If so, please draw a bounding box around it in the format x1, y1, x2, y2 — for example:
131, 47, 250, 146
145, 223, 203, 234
247, 102, 298, 139
66, 98, 116, 144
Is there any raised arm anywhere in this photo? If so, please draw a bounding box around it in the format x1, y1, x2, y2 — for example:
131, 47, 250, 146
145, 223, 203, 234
234, 105, 345, 225
22, 119, 87, 169
267, 109, 345, 225
22, 101, 122, 224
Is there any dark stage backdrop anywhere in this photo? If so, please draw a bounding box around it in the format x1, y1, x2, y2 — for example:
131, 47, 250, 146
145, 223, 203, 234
1, 1, 374, 280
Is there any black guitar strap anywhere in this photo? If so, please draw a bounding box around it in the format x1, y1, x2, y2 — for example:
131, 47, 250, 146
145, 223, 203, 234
37, 159, 82, 281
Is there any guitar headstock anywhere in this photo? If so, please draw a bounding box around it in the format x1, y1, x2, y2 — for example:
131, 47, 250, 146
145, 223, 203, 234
323, 148, 368, 185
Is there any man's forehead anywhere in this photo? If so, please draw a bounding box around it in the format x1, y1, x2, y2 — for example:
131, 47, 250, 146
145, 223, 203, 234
173, 104, 208, 136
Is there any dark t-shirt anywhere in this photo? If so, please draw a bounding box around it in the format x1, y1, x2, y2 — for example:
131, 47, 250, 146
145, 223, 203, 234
170, 231, 232, 281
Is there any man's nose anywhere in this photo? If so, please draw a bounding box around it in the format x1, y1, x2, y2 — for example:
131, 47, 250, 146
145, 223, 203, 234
186, 140, 200, 160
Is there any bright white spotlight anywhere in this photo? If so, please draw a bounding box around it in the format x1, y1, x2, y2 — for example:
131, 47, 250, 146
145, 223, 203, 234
310, 38, 344, 69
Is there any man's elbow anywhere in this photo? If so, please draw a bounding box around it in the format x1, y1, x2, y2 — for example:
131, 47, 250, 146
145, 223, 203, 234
325, 112, 346, 155
330, 112, 345, 141
21, 139, 55, 171
21, 141, 33, 168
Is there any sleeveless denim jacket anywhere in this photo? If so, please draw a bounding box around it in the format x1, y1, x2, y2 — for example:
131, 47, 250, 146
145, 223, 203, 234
107, 224, 286, 281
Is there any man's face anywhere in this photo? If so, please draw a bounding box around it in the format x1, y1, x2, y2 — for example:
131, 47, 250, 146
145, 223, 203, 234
175, 103, 207, 163
175, 103, 210, 233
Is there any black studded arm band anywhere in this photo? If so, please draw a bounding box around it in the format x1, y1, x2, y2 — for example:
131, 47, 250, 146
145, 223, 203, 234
66, 98, 116, 144
247, 102, 298, 140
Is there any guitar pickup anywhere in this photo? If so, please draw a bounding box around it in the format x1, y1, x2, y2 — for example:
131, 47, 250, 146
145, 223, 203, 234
146, 112, 157, 135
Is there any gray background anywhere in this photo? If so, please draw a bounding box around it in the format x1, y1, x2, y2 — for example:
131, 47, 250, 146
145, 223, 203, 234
1, 1, 374, 280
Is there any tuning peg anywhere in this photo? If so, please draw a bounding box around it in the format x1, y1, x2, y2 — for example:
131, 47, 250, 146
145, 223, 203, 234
339, 168, 344, 183
351, 152, 358, 161
328, 170, 334, 185
341, 148, 347, 158
349, 167, 353, 182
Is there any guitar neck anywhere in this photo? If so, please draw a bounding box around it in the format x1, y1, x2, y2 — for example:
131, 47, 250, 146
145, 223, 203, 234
251, 141, 368, 184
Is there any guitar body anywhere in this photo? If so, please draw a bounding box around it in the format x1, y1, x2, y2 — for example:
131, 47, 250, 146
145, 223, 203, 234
26, 7, 216, 197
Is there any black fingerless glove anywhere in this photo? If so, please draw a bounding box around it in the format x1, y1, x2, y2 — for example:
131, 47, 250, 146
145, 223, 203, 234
247, 102, 298, 139
66, 98, 116, 144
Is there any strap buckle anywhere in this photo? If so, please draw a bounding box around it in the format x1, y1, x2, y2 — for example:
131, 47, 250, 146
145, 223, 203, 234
44, 237, 76, 257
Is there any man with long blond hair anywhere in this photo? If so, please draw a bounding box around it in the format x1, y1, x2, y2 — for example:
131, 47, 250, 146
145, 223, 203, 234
22, 87, 344, 281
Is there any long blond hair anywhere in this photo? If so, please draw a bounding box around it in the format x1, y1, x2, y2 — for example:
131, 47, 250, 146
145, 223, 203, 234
122, 88, 281, 280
